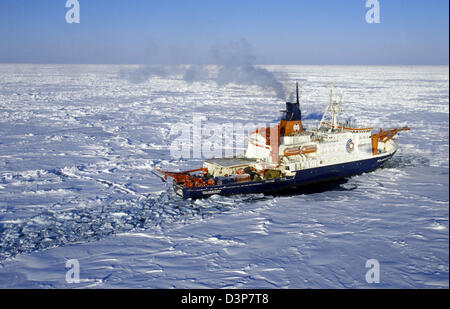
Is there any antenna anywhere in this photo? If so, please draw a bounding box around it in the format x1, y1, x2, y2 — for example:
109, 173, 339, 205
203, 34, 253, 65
296, 82, 299, 104
329, 84, 333, 105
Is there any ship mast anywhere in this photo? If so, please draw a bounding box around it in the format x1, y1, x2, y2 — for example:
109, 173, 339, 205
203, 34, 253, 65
318, 86, 343, 132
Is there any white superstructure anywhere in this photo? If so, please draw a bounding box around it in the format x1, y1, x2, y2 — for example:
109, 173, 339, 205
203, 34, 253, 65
242, 85, 407, 177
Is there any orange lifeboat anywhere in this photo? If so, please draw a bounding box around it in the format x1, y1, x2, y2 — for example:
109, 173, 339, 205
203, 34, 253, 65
283, 147, 300, 156
301, 145, 317, 154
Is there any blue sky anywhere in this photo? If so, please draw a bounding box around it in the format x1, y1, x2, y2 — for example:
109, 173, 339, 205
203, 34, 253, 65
0, 0, 448, 64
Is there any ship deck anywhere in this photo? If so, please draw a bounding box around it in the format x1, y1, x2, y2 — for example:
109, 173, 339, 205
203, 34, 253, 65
204, 157, 256, 168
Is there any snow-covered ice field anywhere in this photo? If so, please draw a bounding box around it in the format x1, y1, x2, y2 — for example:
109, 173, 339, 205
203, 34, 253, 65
0, 64, 448, 288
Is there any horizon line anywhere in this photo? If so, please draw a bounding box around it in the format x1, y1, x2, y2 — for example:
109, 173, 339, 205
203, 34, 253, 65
0, 62, 449, 66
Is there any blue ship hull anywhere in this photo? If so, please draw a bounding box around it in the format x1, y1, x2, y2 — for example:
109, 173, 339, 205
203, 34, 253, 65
176, 152, 395, 199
